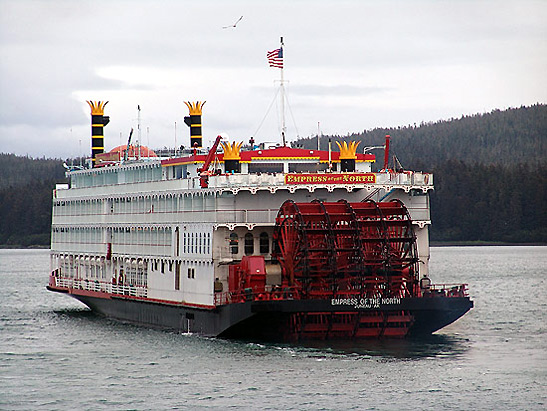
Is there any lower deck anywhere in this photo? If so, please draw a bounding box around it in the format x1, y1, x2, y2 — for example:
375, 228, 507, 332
47, 279, 473, 341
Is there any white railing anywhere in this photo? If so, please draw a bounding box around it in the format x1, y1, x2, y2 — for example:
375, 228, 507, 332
53, 277, 148, 298
206, 171, 433, 190
56, 171, 433, 200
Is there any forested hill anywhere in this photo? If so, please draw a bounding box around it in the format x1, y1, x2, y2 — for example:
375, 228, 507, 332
298, 104, 547, 243
298, 103, 546, 169
0, 154, 66, 189
1, 104, 546, 246
0, 154, 66, 246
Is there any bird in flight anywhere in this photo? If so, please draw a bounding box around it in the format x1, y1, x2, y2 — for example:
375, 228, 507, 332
223, 16, 243, 29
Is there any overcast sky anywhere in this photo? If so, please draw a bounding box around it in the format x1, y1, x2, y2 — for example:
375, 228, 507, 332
1, 0, 545, 159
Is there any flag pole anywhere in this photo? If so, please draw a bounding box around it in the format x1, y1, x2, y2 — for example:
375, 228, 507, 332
280, 36, 286, 146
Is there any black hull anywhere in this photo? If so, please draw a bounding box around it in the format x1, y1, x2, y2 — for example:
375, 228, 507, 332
49, 287, 473, 341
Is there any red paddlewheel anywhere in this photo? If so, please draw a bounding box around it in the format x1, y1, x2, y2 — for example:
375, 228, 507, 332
276, 217, 303, 286
273, 199, 419, 299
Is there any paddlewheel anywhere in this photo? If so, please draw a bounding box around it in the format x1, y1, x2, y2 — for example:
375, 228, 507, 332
273, 199, 420, 338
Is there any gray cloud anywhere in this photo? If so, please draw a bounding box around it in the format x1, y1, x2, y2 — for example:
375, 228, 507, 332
289, 84, 390, 97
1, 0, 545, 158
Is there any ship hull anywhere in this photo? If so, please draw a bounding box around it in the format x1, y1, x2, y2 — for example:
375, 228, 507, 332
48, 286, 473, 341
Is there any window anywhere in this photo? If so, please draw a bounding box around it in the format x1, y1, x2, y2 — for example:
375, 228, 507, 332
187, 267, 195, 279
229, 233, 239, 255
260, 232, 270, 254
244, 233, 254, 255
289, 163, 328, 173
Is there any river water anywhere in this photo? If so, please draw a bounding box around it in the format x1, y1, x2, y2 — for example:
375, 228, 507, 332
0, 247, 545, 410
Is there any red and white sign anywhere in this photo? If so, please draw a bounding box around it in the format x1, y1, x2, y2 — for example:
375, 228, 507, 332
285, 173, 376, 185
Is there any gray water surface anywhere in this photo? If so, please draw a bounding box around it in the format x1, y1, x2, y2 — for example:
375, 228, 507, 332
1, 247, 545, 410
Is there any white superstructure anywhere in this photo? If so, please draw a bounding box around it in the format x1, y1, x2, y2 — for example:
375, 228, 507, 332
50, 143, 433, 309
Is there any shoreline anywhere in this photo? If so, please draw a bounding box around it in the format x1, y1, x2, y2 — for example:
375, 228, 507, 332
430, 241, 547, 247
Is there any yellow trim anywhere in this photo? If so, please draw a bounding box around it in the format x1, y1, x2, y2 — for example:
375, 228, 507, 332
87, 100, 109, 115
336, 141, 360, 160
251, 156, 321, 161
92, 147, 104, 150
184, 101, 206, 115
161, 160, 205, 167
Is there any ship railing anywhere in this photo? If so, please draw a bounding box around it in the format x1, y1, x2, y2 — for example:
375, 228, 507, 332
50, 275, 148, 298
206, 171, 433, 189
422, 283, 469, 298
212, 282, 469, 306
214, 286, 303, 306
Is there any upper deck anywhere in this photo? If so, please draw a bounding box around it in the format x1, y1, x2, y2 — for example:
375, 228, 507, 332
58, 144, 433, 199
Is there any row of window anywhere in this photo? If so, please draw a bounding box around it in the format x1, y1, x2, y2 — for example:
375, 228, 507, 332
54, 191, 229, 217
53, 253, 211, 295
52, 226, 273, 258
71, 164, 162, 188
177, 231, 211, 256
229, 232, 270, 255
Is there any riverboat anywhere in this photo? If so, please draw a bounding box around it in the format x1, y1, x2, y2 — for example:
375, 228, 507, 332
47, 97, 473, 341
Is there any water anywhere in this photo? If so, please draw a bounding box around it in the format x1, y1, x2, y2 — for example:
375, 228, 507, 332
1, 247, 545, 410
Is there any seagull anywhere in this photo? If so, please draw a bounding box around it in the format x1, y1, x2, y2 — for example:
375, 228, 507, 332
223, 16, 243, 29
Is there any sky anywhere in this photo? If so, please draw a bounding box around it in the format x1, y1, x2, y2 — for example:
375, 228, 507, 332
1, 0, 546, 159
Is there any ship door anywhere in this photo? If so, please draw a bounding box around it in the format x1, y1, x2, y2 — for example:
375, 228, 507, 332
175, 227, 180, 257
175, 261, 181, 290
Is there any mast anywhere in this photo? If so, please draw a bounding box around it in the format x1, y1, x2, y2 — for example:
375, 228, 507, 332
280, 36, 286, 146
267, 38, 287, 146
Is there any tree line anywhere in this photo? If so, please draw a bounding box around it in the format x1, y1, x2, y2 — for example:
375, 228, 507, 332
0, 104, 546, 246
297, 103, 547, 243
429, 161, 546, 243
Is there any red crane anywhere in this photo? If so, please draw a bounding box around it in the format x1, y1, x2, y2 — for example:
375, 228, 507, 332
199, 135, 223, 188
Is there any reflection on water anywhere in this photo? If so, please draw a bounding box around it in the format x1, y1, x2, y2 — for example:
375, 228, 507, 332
269, 333, 471, 360
49, 305, 471, 360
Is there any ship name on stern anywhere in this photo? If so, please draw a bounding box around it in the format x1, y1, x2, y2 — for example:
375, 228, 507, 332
331, 297, 401, 309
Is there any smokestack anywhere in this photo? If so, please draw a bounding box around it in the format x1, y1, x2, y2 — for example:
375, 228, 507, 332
86, 101, 110, 165
336, 141, 360, 172
383, 134, 390, 170
183, 101, 206, 148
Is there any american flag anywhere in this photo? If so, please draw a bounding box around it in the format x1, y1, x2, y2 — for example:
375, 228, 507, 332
267, 47, 283, 68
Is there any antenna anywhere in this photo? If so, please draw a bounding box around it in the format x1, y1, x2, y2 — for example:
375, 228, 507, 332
317, 122, 321, 150
124, 128, 134, 161
137, 105, 142, 159
174, 121, 177, 157
280, 36, 286, 146
147, 126, 150, 159
78, 136, 82, 169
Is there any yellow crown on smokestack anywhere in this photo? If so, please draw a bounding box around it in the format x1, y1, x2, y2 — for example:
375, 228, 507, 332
184, 101, 206, 115
221, 141, 243, 160
336, 141, 360, 160
184, 101, 205, 148
87, 100, 109, 115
